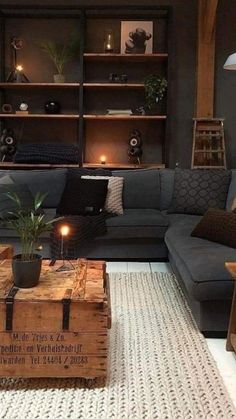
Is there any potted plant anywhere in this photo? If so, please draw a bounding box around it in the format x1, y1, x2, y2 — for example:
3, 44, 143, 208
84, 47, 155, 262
144, 74, 167, 114
6, 192, 60, 288
39, 35, 79, 83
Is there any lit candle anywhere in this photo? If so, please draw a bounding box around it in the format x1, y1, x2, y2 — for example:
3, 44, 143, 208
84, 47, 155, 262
100, 155, 106, 164
60, 225, 69, 236
16, 65, 23, 72
60, 225, 69, 261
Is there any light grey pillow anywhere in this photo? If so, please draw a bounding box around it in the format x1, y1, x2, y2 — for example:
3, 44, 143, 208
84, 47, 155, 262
0, 175, 14, 185
82, 175, 124, 215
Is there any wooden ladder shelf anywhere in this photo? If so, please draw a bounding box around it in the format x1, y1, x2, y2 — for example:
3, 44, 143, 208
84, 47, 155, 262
191, 118, 226, 169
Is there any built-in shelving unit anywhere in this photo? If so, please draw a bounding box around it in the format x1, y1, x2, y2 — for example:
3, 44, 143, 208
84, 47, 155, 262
0, 5, 171, 169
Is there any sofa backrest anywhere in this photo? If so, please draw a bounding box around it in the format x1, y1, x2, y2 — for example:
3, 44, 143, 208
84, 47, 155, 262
159, 169, 175, 210
112, 168, 161, 209
0, 169, 67, 208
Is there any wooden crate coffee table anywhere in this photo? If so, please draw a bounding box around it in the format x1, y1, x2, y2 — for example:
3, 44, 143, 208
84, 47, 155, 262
0, 245, 13, 260
0, 258, 111, 379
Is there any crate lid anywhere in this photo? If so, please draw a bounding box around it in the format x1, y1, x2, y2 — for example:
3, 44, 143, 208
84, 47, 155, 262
0, 259, 106, 303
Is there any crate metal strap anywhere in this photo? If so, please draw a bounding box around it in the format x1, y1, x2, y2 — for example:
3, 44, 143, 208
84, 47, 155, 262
5, 286, 19, 331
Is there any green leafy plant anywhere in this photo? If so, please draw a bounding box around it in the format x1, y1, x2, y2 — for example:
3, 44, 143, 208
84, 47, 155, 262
39, 35, 79, 75
6, 192, 60, 261
144, 74, 167, 111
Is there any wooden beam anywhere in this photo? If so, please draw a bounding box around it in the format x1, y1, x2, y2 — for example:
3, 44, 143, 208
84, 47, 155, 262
195, 0, 218, 118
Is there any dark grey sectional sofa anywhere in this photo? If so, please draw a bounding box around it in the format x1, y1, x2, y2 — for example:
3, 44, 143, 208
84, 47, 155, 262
0, 167, 235, 335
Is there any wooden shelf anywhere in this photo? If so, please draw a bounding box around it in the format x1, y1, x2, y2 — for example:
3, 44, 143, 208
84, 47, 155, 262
0, 113, 79, 119
0, 163, 80, 169
83, 163, 165, 169
0, 83, 80, 89
83, 83, 144, 88
83, 114, 167, 120
193, 165, 225, 169
0, 162, 165, 170
194, 149, 225, 153
84, 53, 168, 62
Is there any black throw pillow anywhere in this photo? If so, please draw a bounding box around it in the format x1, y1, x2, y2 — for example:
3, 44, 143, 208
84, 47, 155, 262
191, 208, 236, 248
57, 177, 109, 216
168, 168, 231, 215
0, 183, 35, 220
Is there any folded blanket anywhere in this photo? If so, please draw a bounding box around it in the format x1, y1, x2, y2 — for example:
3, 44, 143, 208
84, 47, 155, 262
14, 143, 80, 164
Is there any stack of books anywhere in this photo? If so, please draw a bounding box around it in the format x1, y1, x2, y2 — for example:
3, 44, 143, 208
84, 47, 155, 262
107, 109, 133, 116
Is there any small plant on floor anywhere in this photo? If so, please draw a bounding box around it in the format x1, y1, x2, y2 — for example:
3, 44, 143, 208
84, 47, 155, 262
144, 74, 167, 112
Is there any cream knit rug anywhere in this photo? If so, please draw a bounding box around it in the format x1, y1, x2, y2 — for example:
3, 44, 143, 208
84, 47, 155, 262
0, 272, 235, 419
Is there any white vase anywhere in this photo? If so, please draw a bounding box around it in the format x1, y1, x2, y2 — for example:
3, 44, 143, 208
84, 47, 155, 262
53, 74, 65, 83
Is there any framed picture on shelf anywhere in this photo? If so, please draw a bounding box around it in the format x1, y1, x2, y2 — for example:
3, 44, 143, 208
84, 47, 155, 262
121, 21, 153, 54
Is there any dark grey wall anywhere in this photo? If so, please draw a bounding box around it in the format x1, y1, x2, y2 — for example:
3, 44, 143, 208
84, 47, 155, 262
0, 0, 197, 168
216, 0, 236, 169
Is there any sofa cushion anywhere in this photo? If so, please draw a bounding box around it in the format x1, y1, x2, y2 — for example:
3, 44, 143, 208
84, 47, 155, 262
112, 169, 160, 209
10, 169, 67, 208
159, 169, 175, 210
106, 209, 169, 239
191, 208, 236, 249
0, 183, 35, 220
168, 168, 231, 215
165, 214, 235, 301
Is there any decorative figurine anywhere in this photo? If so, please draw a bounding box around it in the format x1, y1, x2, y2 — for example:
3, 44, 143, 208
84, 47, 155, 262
15, 101, 29, 115
44, 100, 61, 114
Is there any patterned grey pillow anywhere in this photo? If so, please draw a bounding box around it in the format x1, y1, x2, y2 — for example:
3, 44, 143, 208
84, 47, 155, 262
168, 169, 231, 215
82, 176, 124, 215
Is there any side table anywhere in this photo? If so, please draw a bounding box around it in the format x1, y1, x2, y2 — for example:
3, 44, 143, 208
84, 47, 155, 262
225, 262, 236, 352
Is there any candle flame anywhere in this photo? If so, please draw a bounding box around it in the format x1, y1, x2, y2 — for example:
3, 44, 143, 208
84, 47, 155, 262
60, 225, 70, 236
100, 155, 106, 164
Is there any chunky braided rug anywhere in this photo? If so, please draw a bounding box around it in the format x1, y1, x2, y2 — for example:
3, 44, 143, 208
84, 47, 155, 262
0, 272, 235, 419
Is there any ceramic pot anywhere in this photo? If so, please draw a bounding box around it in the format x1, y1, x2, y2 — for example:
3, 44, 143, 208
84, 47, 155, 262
53, 74, 65, 83
12, 254, 42, 288
44, 100, 61, 114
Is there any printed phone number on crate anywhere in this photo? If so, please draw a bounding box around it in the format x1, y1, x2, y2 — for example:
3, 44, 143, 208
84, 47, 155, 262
31, 355, 89, 365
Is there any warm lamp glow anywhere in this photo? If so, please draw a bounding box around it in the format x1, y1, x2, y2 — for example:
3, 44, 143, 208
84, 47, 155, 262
16, 65, 23, 72
100, 155, 106, 164
60, 225, 70, 236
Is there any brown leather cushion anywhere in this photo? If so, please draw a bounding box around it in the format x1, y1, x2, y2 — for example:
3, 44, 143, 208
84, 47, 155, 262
191, 208, 236, 249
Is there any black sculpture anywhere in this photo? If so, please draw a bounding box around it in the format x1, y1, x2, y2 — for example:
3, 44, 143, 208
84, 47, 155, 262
125, 28, 152, 54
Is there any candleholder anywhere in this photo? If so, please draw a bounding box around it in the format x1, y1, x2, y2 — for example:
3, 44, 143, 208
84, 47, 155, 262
56, 225, 75, 272
104, 29, 114, 53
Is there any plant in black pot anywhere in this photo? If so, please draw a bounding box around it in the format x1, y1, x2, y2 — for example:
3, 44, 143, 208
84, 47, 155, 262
6, 192, 59, 288
144, 74, 167, 114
